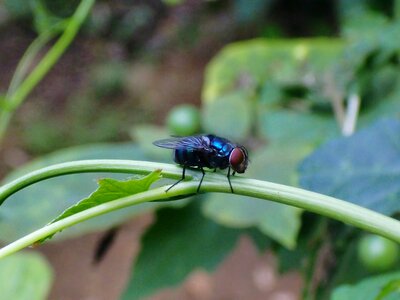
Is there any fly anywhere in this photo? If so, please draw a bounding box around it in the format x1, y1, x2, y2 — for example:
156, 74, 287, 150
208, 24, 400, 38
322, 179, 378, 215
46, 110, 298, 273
153, 134, 249, 193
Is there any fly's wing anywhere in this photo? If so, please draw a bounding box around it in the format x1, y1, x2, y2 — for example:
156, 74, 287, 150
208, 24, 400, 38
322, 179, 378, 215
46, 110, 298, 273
153, 135, 212, 151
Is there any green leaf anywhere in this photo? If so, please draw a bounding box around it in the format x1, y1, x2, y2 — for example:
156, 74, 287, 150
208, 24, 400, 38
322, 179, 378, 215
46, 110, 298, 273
0, 143, 180, 243
203, 194, 301, 249
202, 91, 254, 141
299, 118, 400, 215
121, 202, 243, 300
396, 0, 400, 20
130, 124, 170, 161
41, 170, 162, 241
202, 38, 345, 104
332, 271, 400, 300
259, 109, 339, 145
359, 85, 400, 126
376, 279, 400, 300
0, 252, 53, 300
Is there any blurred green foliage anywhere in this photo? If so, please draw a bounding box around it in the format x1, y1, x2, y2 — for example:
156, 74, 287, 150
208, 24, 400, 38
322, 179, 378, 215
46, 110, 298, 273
332, 271, 400, 300
2, 0, 400, 299
300, 119, 400, 215
0, 252, 53, 300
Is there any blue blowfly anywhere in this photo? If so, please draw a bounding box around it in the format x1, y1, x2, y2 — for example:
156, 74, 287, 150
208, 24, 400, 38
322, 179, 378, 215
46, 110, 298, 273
153, 134, 249, 193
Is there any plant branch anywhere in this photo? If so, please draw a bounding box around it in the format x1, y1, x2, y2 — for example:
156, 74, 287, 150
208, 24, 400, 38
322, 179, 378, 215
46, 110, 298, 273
1, 160, 400, 259
6, 21, 67, 99
0, 160, 190, 205
0, 0, 95, 144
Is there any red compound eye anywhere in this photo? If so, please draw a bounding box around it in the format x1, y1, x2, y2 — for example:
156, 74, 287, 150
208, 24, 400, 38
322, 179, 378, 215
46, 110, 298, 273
230, 148, 245, 167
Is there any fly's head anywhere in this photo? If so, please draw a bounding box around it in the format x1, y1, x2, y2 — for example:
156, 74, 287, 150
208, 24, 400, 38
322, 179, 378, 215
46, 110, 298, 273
229, 146, 249, 174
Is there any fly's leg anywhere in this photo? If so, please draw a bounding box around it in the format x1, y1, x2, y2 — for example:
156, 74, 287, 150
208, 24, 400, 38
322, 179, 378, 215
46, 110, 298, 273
197, 167, 205, 193
166, 166, 186, 192
227, 167, 234, 193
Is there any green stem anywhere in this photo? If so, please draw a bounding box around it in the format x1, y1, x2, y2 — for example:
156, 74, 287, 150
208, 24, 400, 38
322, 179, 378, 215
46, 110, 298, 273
0, 0, 95, 143
6, 21, 67, 99
0, 160, 400, 259
0, 160, 191, 205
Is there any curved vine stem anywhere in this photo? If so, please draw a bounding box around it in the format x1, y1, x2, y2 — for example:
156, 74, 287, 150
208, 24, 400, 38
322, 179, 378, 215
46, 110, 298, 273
0, 160, 191, 205
0, 0, 95, 144
0, 159, 400, 259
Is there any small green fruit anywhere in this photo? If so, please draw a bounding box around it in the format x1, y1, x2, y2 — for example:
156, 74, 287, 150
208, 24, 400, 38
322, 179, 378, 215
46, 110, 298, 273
357, 234, 400, 272
166, 105, 201, 136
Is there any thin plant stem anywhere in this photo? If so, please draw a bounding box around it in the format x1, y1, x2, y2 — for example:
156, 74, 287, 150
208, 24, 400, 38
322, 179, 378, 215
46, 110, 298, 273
6, 21, 67, 99
0, 0, 95, 143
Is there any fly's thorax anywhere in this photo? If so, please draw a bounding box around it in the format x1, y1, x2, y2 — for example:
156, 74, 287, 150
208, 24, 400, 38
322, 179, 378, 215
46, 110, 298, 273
209, 136, 234, 156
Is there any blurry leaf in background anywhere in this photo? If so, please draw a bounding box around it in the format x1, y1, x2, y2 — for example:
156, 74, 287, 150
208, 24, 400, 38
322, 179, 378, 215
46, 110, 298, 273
358, 66, 400, 107
339, 0, 400, 70
357, 73, 400, 127
121, 202, 245, 300
203, 195, 300, 250
130, 124, 170, 161
258, 80, 282, 106
396, 0, 400, 19
41, 170, 162, 242
0, 143, 183, 243
332, 271, 400, 300
202, 38, 345, 105
0, 252, 53, 300
258, 109, 339, 145
299, 118, 400, 215
202, 90, 253, 141
376, 279, 400, 300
